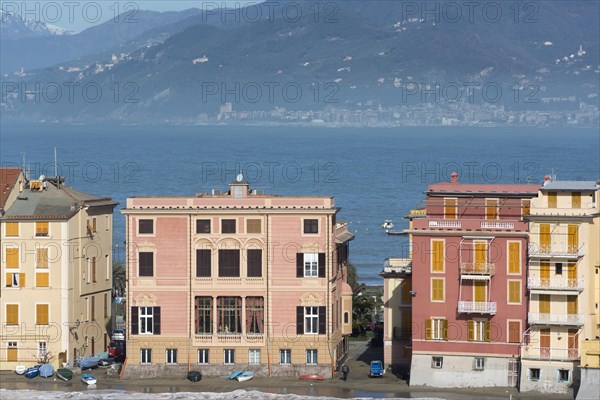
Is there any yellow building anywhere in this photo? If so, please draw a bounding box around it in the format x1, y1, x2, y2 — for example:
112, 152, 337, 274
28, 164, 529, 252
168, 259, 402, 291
521, 179, 600, 394
0, 170, 117, 369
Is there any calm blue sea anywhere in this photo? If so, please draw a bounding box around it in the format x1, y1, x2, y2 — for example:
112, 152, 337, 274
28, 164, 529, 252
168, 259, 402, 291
1, 124, 598, 285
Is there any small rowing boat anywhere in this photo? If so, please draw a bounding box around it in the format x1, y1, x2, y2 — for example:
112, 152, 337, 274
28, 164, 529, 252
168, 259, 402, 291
228, 369, 244, 380
236, 371, 254, 382
15, 366, 26, 375
187, 371, 202, 382
78, 356, 100, 369
81, 373, 97, 385
24, 365, 41, 379
57, 368, 73, 381
299, 374, 324, 381
39, 364, 54, 378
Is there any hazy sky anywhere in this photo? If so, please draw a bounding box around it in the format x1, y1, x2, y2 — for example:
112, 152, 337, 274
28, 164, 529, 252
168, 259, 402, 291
3, 1, 260, 32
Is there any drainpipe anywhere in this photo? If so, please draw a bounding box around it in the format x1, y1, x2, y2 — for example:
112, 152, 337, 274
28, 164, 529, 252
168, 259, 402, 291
267, 213, 272, 378
327, 212, 334, 377
188, 214, 192, 373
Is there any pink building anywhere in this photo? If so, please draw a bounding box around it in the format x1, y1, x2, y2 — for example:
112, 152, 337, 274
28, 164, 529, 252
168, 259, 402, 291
121, 179, 353, 378
408, 172, 539, 387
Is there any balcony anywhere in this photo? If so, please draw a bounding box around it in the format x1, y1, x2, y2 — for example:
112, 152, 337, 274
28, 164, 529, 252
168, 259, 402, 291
428, 220, 461, 229
413, 219, 528, 231
522, 346, 580, 361
460, 262, 495, 277
528, 312, 584, 326
382, 258, 412, 275
528, 243, 585, 259
527, 277, 584, 292
480, 221, 515, 229
458, 301, 497, 314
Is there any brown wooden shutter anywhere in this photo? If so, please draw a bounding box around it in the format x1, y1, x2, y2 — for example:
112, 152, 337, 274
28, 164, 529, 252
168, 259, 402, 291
467, 320, 474, 341
219, 250, 240, 277
425, 318, 432, 340
247, 249, 262, 277
139, 252, 154, 277
296, 253, 304, 278
485, 320, 491, 342
19, 273, 25, 288
131, 307, 139, 335
153, 306, 161, 335
318, 253, 326, 278
442, 319, 448, 340
318, 306, 326, 334
296, 306, 304, 334
196, 249, 211, 277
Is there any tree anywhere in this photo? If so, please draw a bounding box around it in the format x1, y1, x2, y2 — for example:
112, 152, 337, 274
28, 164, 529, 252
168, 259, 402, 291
352, 285, 383, 336
112, 261, 126, 297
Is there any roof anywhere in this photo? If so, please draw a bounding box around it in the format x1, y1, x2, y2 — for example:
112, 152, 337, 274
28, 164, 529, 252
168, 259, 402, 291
0, 168, 22, 209
428, 182, 540, 196
540, 181, 599, 191
1, 180, 117, 220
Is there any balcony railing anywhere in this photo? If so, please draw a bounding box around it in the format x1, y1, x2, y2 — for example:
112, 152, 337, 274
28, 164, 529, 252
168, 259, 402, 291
383, 258, 412, 274
458, 301, 497, 314
528, 312, 584, 326
481, 221, 515, 229
460, 262, 496, 276
428, 220, 461, 228
528, 243, 585, 258
521, 346, 580, 361
527, 277, 584, 291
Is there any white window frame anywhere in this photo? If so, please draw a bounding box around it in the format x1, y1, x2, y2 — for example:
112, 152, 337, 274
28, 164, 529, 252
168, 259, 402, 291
432, 318, 444, 340
224, 349, 235, 365
140, 348, 152, 365
473, 357, 485, 371
306, 349, 318, 365
166, 348, 177, 365
473, 319, 486, 342
557, 369, 570, 383
139, 306, 154, 335
304, 253, 318, 277
529, 368, 540, 381
304, 306, 319, 334
198, 349, 209, 365
248, 349, 260, 365
280, 349, 291, 365
431, 356, 443, 369
37, 341, 48, 358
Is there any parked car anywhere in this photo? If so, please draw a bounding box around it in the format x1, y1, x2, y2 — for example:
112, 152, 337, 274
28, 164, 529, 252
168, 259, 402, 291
369, 360, 384, 377
111, 329, 125, 341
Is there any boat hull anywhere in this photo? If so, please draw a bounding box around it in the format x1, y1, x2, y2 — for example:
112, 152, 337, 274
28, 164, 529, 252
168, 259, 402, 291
57, 368, 73, 381
15, 366, 26, 375
81, 374, 97, 385
236, 373, 254, 382
187, 371, 202, 382
299, 374, 324, 381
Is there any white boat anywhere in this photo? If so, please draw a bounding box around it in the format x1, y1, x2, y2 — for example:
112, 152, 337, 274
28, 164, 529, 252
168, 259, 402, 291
236, 371, 254, 382
381, 220, 394, 232
15, 365, 26, 375
81, 373, 97, 385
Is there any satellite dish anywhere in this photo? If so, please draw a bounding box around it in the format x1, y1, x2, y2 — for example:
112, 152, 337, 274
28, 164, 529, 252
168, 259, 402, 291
236, 172, 243, 182
39, 175, 45, 181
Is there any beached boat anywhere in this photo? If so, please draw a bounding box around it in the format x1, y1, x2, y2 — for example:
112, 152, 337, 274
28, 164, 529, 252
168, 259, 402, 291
236, 371, 254, 382
24, 365, 41, 379
81, 373, 97, 385
187, 371, 202, 382
15, 365, 26, 375
99, 358, 115, 366
78, 356, 100, 369
299, 374, 324, 381
228, 369, 244, 380
39, 364, 54, 378
57, 368, 73, 381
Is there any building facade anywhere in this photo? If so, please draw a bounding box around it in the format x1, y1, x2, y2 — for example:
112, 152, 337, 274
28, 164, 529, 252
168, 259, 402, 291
408, 172, 539, 387
520, 179, 600, 393
0, 169, 117, 368
121, 180, 353, 378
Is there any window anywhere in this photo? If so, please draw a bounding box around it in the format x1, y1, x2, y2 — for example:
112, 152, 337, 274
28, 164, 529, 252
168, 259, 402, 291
306, 349, 318, 365
555, 262, 563, 275
304, 219, 318, 234
36, 304, 49, 325
248, 349, 261, 365
104, 293, 108, 318
37, 341, 48, 358
485, 199, 498, 220
198, 349, 209, 364
233, 186, 243, 198
431, 356, 443, 369
195, 297, 213, 334
571, 192, 581, 208
508, 321, 521, 343
529, 368, 540, 381
166, 349, 178, 365
140, 348, 152, 365
91, 257, 97, 283
548, 192, 557, 208
247, 219, 261, 234
280, 349, 291, 365
196, 249, 212, 277
304, 306, 319, 334
539, 224, 551, 252
224, 349, 235, 365
7, 342, 17, 362
431, 240, 444, 272
218, 249, 240, 277
508, 242, 520, 274
138, 219, 153, 234
246, 297, 264, 334
508, 280, 521, 304
473, 357, 485, 371
36, 271, 49, 287
431, 278, 445, 301
6, 247, 19, 269
36, 248, 49, 268
138, 252, 154, 277
217, 297, 242, 334
6, 304, 19, 325
444, 198, 457, 219
91, 296, 95, 321
344, 312, 349, 324
134, 306, 161, 335
196, 219, 211, 234
522, 199, 531, 217
468, 320, 490, 342
426, 318, 447, 340
304, 253, 318, 277
558, 369, 570, 383
35, 221, 49, 236
247, 249, 262, 277
567, 224, 579, 254
221, 219, 236, 234
6, 272, 24, 288
5, 222, 19, 237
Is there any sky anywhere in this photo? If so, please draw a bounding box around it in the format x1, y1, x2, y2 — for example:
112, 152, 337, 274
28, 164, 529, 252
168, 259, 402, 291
2, 1, 260, 32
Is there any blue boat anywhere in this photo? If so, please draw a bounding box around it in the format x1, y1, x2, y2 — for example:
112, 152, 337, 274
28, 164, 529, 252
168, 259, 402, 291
39, 364, 54, 378
81, 373, 97, 385
78, 356, 100, 369
228, 369, 244, 380
24, 365, 41, 379
236, 371, 254, 382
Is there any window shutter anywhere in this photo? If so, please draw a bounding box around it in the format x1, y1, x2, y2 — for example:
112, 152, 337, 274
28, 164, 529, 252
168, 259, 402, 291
131, 307, 139, 335
467, 320, 474, 341
296, 306, 304, 334
296, 253, 303, 278
19, 273, 25, 287
5, 273, 10, 287
425, 318, 432, 340
318, 253, 326, 278
318, 306, 326, 334
196, 249, 211, 277
485, 320, 491, 342
153, 306, 161, 335
247, 249, 262, 277
442, 319, 448, 340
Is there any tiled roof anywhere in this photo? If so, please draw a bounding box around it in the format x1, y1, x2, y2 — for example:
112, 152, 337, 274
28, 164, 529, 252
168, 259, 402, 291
0, 168, 22, 209
540, 181, 599, 191
428, 182, 540, 195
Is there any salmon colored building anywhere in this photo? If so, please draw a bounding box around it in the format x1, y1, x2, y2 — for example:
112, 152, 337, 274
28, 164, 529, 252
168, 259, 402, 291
121, 179, 353, 378
408, 172, 539, 387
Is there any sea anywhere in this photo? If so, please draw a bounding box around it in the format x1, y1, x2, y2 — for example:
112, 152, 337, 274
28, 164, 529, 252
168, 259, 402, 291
1, 124, 598, 286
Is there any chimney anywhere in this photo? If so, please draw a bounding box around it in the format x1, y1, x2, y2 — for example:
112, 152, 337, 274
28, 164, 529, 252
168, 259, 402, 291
450, 172, 459, 183
543, 175, 552, 186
